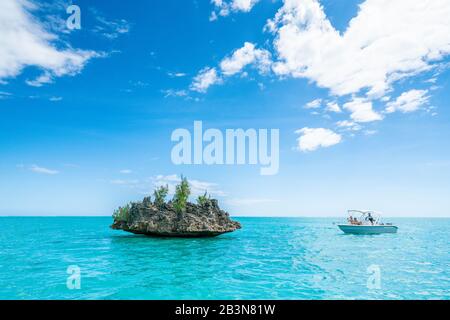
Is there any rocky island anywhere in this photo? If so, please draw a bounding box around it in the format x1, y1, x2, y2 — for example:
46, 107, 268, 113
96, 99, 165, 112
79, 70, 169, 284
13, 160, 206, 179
111, 176, 241, 237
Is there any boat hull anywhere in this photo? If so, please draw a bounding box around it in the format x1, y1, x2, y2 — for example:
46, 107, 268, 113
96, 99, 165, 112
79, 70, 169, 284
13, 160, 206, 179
338, 224, 398, 234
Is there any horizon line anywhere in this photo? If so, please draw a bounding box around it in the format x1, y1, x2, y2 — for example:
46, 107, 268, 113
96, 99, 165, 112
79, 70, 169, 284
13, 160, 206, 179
0, 215, 449, 218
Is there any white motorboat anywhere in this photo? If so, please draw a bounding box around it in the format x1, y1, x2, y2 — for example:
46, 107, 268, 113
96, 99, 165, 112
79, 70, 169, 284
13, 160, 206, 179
337, 210, 398, 234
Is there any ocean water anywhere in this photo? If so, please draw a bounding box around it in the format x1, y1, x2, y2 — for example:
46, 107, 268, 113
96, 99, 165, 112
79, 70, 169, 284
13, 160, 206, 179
0, 217, 448, 300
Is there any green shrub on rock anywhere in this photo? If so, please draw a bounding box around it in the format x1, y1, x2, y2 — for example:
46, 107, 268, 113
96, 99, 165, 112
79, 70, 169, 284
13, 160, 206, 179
197, 191, 210, 206
173, 176, 191, 214
153, 185, 169, 208
113, 203, 131, 222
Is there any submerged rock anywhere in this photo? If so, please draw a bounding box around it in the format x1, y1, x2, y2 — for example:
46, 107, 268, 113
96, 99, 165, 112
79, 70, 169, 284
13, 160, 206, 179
111, 198, 241, 237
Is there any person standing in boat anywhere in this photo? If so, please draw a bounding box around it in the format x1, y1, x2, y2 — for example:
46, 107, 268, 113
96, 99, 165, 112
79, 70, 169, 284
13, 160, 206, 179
367, 212, 375, 225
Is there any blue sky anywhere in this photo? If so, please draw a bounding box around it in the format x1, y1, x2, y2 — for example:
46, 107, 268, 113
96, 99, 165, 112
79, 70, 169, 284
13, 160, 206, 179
0, 0, 449, 217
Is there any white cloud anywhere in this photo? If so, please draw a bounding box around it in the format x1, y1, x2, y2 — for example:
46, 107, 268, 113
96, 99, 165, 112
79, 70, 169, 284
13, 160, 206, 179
49, 96, 62, 102
25, 72, 53, 87
0, 0, 100, 85
209, 11, 218, 22
268, 0, 450, 98
326, 102, 341, 113
364, 129, 377, 136
230, 0, 259, 12
295, 127, 342, 152
30, 164, 59, 175
191, 42, 271, 93
190, 67, 222, 93
152, 174, 226, 197
336, 120, 362, 131
167, 72, 187, 78
163, 89, 188, 98
304, 99, 342, 113
0, 91, 12, 99
211, 0, 260, 18
37, 0, 72, 35
91, 8, 131, 40
129, 80, 149, 87
220, 42, 271, 76
343, 98, 383, 123
119, 169, 132, 174
385, 89, 429, 113
304, 98, 322, 109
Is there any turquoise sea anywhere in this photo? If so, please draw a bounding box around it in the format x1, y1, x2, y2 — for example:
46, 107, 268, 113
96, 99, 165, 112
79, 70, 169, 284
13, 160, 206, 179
0, 217, 448, 300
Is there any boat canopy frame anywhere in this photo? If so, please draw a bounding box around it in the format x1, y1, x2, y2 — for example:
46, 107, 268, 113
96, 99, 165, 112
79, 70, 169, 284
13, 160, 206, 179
347, 210, 382, 224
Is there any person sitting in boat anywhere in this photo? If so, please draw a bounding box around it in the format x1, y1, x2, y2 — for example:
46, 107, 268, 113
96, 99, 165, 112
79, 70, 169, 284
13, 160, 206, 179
348, 216, 360, 225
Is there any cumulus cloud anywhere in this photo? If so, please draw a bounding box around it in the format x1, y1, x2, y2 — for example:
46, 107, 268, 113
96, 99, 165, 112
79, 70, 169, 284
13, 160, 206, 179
336, 120, 362, 131
220, 42, 271, 76
197, 0, 449, 145
304, 98, 322, 109
0, 0, 99, 86
152, 174, 226, 197
191, 42, 270, 93
343, 98, 383, 123
190, 67, 222, 93
0, 0, 100, 85
326, 102, 341, 113
25, 72, 53, 87
230, 0, 259, 12
295, 127, 342, 152
268, 0, 450, 98
211, 0, 260, 18
385, 89, 430, 113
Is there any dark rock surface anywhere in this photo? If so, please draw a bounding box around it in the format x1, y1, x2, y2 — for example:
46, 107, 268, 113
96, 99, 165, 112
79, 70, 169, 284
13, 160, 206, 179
111, 198, 241, 237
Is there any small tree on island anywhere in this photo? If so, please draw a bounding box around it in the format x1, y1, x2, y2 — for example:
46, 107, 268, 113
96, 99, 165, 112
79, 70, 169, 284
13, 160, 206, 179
153, 185, 169, 208
173, 175, 191, 214
197, 191, 210, 206
113, 202, 131, 222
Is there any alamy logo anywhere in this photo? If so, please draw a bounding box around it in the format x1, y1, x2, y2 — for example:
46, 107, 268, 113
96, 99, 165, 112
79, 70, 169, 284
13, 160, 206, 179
171, 121, 279, 175
66, 265, 81, 290
66, 5, 81, 30
367, 264, 381, 290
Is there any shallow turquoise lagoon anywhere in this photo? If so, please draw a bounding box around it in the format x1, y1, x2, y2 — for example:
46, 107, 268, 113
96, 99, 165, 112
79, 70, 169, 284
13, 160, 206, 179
0, 217, 448, 299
